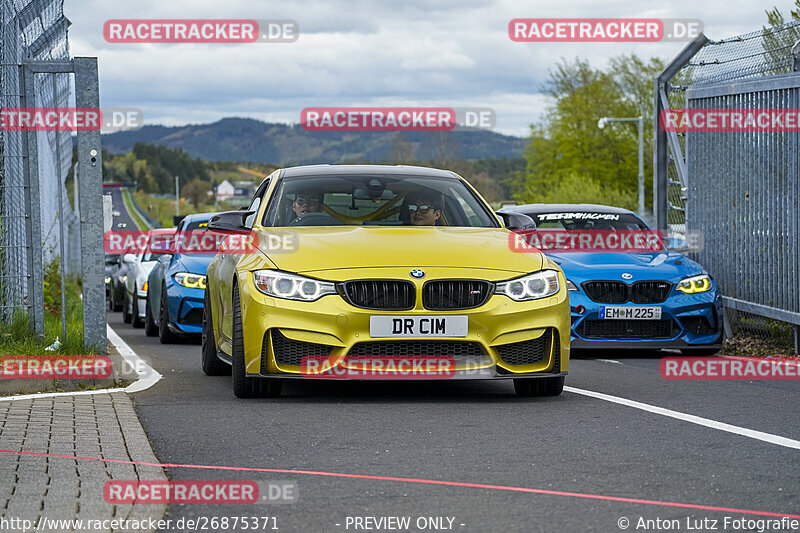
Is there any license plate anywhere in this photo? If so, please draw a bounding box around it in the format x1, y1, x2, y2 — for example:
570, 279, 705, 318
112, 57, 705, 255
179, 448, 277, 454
600, 306, 662, 320
369, 315, 468, 337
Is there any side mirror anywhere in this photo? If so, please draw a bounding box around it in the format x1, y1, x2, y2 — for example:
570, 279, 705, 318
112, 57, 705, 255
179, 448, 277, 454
496, 208, 537, 231
122, 253, 137, 264
207, 210, 254, 232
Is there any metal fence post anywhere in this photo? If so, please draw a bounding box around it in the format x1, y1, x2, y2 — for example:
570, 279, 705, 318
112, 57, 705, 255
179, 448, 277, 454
74, 57, 106, 353
653, 77, 667, 229
19, 65, 44, 338
653, 34, 708, 231
52, 74, 67, 342
637, 116, 644, 216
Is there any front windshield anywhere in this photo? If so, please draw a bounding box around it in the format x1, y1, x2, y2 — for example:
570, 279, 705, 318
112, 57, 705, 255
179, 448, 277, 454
526, 211, 649, 231
263, 174, 499, 228
175, 219, 215, 256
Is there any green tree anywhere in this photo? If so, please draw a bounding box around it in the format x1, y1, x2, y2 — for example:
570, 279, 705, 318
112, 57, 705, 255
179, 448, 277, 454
763, 2, 800, 75
182, 179, 212, 208
518, 55, 664, 209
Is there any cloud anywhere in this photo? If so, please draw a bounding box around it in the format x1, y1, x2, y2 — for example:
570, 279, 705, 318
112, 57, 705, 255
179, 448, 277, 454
65, 0, 784, 136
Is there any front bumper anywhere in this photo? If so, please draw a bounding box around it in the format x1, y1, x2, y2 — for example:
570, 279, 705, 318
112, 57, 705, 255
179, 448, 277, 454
568, 286, 723, 350
167, 284, 204, 335
237, 270, 572, 380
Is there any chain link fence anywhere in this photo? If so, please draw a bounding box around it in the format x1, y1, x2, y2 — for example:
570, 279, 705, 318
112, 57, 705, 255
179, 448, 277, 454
656, 21, 800, 354
1, 0, 91, 341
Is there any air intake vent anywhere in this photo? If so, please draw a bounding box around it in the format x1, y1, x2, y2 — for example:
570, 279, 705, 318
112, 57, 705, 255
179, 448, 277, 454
341, 280, 415, 310
422, 280, 491, 310
582, 281, 672, 304
266, 330, 333, 369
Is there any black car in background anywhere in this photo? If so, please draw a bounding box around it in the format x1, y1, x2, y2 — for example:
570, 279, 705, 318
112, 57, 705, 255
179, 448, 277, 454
106, 254, 129, 312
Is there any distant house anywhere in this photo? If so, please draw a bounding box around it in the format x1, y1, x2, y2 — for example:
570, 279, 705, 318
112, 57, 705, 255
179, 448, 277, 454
216, 179, 255, 207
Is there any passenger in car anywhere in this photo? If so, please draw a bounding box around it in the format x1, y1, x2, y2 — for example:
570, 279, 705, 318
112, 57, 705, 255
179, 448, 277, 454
403, 191, 443, 226
290, 188, 325, 223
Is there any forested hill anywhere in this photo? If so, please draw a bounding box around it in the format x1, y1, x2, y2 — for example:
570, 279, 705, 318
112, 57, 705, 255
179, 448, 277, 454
101, 117, 527, 165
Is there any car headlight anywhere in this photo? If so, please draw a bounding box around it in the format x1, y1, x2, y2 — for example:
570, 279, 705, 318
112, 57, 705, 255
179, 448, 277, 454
105, 276, 111, 284
121, 275, 127, 283
677, 274, 711, 294
566, 279, 579, 291
252, 270, 336, 301
495, 270, 560, 301
174, 272, 207, 289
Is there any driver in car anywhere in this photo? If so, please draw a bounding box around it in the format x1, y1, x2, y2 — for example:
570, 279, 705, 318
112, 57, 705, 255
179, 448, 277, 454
404, 192, 443, 226
290, 189, 325, 223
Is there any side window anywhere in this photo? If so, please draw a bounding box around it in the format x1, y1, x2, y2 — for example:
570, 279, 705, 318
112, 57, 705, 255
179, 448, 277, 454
245, 198, 261, 228
245, 176, 273, 228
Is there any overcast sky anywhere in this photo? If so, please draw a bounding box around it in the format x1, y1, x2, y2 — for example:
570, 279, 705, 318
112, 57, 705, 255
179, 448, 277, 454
65, 0, 791, 137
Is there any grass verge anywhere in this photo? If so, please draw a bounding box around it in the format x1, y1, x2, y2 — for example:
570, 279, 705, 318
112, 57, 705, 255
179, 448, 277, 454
121, 188, 151, 230
0, 259, 97, 356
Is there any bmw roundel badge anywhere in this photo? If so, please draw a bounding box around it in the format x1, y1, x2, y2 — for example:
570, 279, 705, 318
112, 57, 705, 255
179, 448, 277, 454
410, 269, 425, 279
621, 273, 633, 280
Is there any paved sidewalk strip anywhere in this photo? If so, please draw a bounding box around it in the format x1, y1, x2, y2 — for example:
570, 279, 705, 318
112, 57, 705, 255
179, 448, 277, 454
0, 392, 166, 532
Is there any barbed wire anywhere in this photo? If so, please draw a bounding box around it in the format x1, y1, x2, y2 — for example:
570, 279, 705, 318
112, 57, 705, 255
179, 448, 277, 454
678, 19, 800, 86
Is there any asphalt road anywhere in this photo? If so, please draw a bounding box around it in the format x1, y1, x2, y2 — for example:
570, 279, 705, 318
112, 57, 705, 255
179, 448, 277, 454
105, 186, 141, 231
106, 311, 800, 533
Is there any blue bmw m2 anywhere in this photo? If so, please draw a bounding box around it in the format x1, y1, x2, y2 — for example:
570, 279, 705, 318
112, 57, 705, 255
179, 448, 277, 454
502, 204, 723, 354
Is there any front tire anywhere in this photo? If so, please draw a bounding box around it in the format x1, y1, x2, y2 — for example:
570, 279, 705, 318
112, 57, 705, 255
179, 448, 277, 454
122, 292, 132, 324
158, 284, 179, 344
231, 283, 282, 398
202, 288, 230, 376
112, 288, 123, 311
514, 376, 564, 397
132, 297, 144, 328
144, 297, 158, 336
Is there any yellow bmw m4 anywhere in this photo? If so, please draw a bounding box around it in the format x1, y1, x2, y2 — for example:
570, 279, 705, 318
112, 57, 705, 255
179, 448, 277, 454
202, 165, 570, 398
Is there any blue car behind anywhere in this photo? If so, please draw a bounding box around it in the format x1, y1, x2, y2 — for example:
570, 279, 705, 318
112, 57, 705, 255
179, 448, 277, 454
505, 204, 723, 354
146, 213, 216, 344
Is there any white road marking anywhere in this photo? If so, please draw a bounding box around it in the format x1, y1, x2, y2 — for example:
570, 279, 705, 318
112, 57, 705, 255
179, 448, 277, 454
597, 359, 622, 364
0, 325, 161, 402
107, 324, 163, 393
0, 388, 125, 402
565, 386, 800, 450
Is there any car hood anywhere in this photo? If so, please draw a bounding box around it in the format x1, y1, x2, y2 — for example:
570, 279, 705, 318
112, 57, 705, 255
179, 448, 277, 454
258, 227, 543, 275
175, 254, 214, 275
546, 251, 704, 281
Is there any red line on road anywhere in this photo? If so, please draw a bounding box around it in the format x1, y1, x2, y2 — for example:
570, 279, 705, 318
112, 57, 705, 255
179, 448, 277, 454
1, 448, 797, 518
